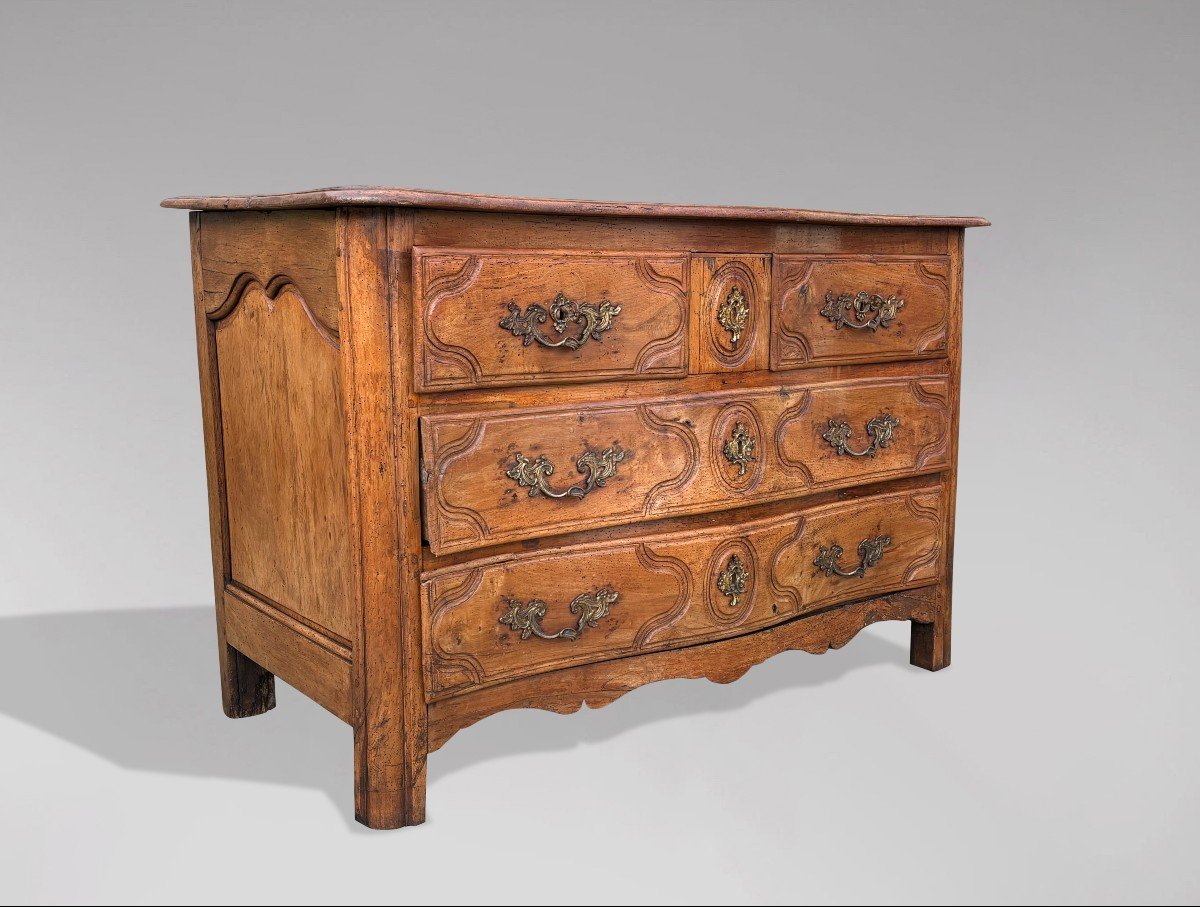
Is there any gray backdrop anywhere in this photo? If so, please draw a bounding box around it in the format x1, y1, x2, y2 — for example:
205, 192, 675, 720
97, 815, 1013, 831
1, 1, 1196, 903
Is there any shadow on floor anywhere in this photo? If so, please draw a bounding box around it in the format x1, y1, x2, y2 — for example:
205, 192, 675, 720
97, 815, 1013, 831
0, 606, 910, 830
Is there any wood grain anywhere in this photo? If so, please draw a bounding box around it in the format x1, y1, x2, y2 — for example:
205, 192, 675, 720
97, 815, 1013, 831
415, 211, 953, 256
223, 586, 353, 722
197, 210, 340, 332
692, 254, 771, 373
911, 230, 966, 671
162, 185, 990, 227
773, 255, 952, 369
190, 213, 276, 718
341, 209, 428, 829
423, 484, 943, 697
213, 277, 353, 641
420, 374, 951, 554
413, 248, 689, 390
427, 586, 940, 751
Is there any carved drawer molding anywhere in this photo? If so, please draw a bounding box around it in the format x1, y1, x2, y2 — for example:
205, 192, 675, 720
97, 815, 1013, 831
420, 375, 951, 555
422, 485, 945, 696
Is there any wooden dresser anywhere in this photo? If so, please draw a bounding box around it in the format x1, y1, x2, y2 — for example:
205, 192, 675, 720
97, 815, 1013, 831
162, 187, 987, 829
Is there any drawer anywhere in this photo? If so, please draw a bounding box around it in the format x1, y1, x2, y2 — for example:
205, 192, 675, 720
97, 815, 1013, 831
421, 375, 950, 554
772, 255, 952, 369
413, 247, 689, 391
423, 484, 945, 697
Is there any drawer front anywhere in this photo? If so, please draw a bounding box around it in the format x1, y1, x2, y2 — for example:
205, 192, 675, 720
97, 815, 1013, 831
421, 375, 950, 555
424, 484, 944, 697
414, 248, 689, 391
772, 255, 952, 369
692, 254, 771, 373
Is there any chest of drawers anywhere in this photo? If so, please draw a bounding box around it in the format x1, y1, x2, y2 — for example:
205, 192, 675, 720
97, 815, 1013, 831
163, 187, 987, 829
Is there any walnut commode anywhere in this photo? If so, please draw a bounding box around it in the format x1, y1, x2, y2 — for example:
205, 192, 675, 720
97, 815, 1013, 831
163, 186, 987, 829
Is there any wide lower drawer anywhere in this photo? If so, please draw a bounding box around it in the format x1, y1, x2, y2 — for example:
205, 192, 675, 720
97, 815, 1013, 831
423, 483, 945, 697
772, 255, 952, 368
413, 247, 689, 390
420, 374, 950, 555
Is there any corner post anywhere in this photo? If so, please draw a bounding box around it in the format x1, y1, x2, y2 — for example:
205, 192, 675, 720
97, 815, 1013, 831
339, 207, 427, 828
190, 211, 277, 716
911, 227, 964, 672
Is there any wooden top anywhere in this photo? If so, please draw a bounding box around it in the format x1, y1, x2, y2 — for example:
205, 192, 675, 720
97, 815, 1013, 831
161, 186, 989, 227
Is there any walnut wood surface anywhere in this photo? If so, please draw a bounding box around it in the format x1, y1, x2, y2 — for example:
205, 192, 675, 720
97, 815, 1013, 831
413, 248, 689, 390
415, 211, 955, 256
190, 213, 276, 718
213, 273, 353, 641
911, 230, 966, 673
171, 192, 979, 829
692, 254, 771, 373
423, 484, 943, 697
223, 586, 353, 722
197, 210, 341, 331
340, 209, 428, 828
773, 255, 952, 368
162, 185, 989, 227
420, 374, 950, 554
427, 586, 940, 752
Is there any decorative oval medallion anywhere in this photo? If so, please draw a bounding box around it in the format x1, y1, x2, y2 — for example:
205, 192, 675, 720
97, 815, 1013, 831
706, 539, 756, 625
706, 260, 758, 368
711, 401, 764, 494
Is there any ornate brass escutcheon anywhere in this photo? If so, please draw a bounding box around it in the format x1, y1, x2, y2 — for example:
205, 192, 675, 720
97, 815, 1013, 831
499, 291, 621, 350
716, 285, 750, 345
505, 444, 626, 500
820, 290, 905, 331
716, 553, 750, 609
822, 413, 900, 458
499, 587, 618, 641
814, 534, 891, 578
722, 422, 757, 476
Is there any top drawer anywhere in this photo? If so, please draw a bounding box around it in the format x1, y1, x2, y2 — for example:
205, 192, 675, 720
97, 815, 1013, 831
414, 248, 689, 391
772, 255, 952, 369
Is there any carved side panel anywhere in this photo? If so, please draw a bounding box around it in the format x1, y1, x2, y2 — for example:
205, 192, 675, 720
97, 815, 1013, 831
422, 484, 944, 698
691, 254, 771, 373
421, 375, 950, 555
205, 210, 352, 642
772, 255, 951, 369
413, 248, 689, 390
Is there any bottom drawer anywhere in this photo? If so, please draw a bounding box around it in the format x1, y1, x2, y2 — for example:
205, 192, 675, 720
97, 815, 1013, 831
423, 483, 944, 698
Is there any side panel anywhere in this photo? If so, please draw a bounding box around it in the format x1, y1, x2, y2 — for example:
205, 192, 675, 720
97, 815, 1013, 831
199, 210, 353, 643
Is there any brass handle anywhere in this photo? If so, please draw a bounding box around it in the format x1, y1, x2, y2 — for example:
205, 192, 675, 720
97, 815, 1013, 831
716, 285, 749, 345
505, 444, 626, 500
499, 291, 621, 350
814, 534, 891, 578
822, 414, 900, 458
499, 587, 618, 641
716, 553, 749, 608
722, 422, 757, 476
820, 290, 905, 331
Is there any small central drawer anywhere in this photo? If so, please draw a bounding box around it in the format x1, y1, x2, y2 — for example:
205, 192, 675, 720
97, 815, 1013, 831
422, 483, 945, 697
413, 247, 689, 391
420, 374, 951, 555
